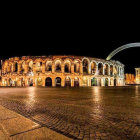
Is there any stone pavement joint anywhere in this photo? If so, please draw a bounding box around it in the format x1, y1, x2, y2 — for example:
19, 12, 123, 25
0, 105, 71, 140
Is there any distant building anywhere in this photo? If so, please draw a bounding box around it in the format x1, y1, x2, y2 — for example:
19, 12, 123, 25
135, 68, 140, 84
125, 73, 135, 84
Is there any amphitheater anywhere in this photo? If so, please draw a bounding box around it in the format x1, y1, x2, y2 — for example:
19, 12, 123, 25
0, 55, 125, 87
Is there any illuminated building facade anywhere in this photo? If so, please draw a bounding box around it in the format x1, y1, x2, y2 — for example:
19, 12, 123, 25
0, 56, 125, 87
135, 68, 140, 84
125, 73, 135, 84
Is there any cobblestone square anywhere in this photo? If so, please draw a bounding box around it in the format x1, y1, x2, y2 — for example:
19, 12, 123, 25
0, 86, 140, 139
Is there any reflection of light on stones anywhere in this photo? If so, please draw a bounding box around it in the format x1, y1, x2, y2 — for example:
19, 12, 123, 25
26, 87, 36, 107
91, 87, 103, 120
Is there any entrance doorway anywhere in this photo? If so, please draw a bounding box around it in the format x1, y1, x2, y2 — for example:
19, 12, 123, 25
91, 78, 97, 86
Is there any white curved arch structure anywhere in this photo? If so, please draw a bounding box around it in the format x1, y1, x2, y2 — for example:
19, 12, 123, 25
106, 43, 140, 60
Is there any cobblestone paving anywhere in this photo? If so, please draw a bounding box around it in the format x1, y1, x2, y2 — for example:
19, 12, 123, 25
0, 86, 140, 139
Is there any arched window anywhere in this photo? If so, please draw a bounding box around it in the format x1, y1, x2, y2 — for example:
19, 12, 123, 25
83, 59, 89, 74
46, 62, 52, 72
15, 62, 18, 72
36, 62, 42, 72
29, 61, 33, 72
98, 63, 103, 75
104, 64, 109, 75
55, 61, 61, 72
110, 65, 113, 76
65, 63, 71, 73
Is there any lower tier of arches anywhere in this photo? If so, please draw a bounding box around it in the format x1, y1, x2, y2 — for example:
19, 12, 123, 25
1, 76, 125, 87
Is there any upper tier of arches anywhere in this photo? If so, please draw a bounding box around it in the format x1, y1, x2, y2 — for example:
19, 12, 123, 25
2, 56, 124, 77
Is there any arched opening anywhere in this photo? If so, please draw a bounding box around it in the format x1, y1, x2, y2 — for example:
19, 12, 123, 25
55, 77, 61, 87
9, 78, 13, 86
74, 61, 80, 73
15, 62, 18, 72
55, 61, 61, 72
65, 77, 71, 87
37, 77, 42, 86
114, 79, 117, 86
110, 65, 113, 76
45, 77, 52, 87
36, 62, 42, 72
98, 79, 101, 86
65, 63, 71, 73
74, 77, 79, 87
29, 61, 33, 72
98, 63, 103, 75
28, 78, 33, 86
83, 59, 89, 74
91, 62, 96, 74
105, 78, 109, 86
46, 62, 52, 72
104, 64, 109, 75
91, 78, 97, 86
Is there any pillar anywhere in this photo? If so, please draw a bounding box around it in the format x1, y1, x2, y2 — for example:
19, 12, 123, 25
71, 78, 74, 87
71, 63, 74, 74
80, 62, 83, 74
61, 77, 65, 87
42, 63, 45, 73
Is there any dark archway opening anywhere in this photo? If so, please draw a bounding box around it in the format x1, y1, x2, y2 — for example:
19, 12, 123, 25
45, 77, 52, 87
65, 77, 71, 87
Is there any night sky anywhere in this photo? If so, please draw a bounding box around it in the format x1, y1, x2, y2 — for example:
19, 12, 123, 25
1, 10, 140, 74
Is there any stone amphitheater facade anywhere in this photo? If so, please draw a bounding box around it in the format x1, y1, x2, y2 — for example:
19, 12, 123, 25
0, 56, 125, 87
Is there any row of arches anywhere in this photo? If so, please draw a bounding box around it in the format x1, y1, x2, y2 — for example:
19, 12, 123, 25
2, 76, 123, 87
3, 58, 124, 77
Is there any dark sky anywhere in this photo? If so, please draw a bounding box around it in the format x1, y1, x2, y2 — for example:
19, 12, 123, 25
0, 8, 140, 74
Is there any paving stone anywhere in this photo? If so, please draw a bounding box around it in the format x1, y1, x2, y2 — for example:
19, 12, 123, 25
10, 127, 71, 140
0, 116, 40, 137
0, 105, 19, 120
0, 130, 9, 140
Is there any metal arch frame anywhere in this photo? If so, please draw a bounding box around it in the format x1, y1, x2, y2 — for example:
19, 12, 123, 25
106, 43, 140, 60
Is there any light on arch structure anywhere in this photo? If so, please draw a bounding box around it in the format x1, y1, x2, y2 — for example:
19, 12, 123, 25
106, 43, 140, 61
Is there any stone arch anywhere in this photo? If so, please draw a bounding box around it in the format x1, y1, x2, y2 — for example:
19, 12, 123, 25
91, 77, 97, 86
91, 61, 97, 75
28, 60, 33, 72
82, 58, 90, 74
55, 60, 62, 73
65, 77, 71, 87
45, 61, 52, 72
104, 63, 109, 75
74, 59, 80, 73
105, 78, 109, 86
45, 77, 52, 87
55, 77, 61, 87
36, 77, 42, 86
74, 77, 79, 87
28, 78, 33, 86
64, 60, 71, 73
98, 63, 103, 75
110, 65, 113, 76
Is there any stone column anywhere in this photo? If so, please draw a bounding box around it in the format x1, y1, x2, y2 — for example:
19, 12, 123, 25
88, 78, 91, 86
71, 78, 74, 87
42, 63, 45, 73
80, 62, 83, 74
52, 77, 56, 87
108, 66, 110, 76
71, 63, 74, 74
24, 63, 29, 73
42, 78, 45, 87
61, 77, 65, 87
18, 64, 21, 74
52, 63, 55, 74
62, 64, 64, 73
